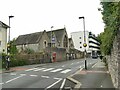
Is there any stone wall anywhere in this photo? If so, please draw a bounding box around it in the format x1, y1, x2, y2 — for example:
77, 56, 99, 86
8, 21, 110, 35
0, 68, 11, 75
106, 29, 120, 89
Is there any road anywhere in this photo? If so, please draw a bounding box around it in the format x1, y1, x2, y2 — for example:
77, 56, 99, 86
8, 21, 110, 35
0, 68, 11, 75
1, 58, 98, 89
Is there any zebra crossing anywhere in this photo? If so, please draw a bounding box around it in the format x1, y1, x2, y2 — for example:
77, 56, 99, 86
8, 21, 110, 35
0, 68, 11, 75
25, 67, 71, 74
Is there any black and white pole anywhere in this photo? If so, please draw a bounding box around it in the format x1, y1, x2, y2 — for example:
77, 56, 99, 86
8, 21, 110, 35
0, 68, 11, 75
51, 26, 54, 63
7, 15, 14, 70
79, 17, 87, 70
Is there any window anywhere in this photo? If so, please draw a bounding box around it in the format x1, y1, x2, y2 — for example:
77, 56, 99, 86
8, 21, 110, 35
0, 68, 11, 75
43, 40, 47, 48
79, 37, 81, 39
80, 42, 82, 44
80, 46, 82, 48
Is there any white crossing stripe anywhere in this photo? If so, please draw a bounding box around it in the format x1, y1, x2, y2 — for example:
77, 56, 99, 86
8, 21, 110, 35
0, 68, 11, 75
60, 69, 71, 74
50, 69, 63, 72
43, 68, 54, 72
25, 68, 38, 71
10, 73, 16, 75
30, 75, 38, 77
0, 83, 4, 85
34, 68, 46, 71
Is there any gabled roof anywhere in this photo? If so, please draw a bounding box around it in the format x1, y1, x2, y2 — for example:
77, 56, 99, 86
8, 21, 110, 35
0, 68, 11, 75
47, 28, 66, 43
0, 21, 9, 28
15, 31, 43, 45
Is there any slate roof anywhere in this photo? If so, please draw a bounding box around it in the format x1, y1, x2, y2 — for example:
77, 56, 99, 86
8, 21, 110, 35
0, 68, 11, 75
15, 31, 43, 45
0, 21, 9, 28
47, 28, 65, 43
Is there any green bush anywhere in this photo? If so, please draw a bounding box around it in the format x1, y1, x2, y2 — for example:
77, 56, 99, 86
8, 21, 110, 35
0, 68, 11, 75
9, 54, 28, 67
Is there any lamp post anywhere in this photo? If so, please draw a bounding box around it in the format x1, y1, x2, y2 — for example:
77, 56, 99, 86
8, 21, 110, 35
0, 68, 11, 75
79, 16, 87, 70
6, 15, 14, 70
8, 15, 14, 43
50, 26, 54, 63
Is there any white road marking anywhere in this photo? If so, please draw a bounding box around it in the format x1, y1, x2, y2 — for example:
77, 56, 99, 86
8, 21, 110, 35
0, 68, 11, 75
79, 66, 81, 68
62, 65, 65, 67
0, 83, 4, 85
30, 75, 38, 77
25, 68, 38, 71
101, 85, 103, 87
92, 62, 98, 68
10, 73, 16, 76
34, 68, 46, 71
50, 69, 63, 72
54, 77, 62, 80
90, 63, 91, 64
71, 63, 73, 65
46, 78, 62, 89
60, 69, 71, 74
41, 76, 50, 79
6, 74, 26, 83
60, 79, 66, 90
20, 74, 26, 76
43, 68, 54, 72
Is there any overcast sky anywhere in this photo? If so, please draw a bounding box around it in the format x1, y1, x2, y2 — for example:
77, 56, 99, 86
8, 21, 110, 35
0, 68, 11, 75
0, 0, 105, 40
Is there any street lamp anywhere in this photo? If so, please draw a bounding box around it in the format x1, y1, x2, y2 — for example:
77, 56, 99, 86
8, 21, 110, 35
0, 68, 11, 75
50, 26, 54, 62
79, 16, 87, 70
6, 15, 14, 70
8, 15, 14, 43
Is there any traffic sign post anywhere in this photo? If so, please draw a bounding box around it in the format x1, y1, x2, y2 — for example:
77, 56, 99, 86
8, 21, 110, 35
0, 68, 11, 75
83, 43, 87, 70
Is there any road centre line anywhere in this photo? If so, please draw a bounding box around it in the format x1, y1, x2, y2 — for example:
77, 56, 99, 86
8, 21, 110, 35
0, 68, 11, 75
41, 76, 50, 79
46, 78, 62, 89
54, 77, 62, 80
60, 79, 66, 90
6, 74, 26, 83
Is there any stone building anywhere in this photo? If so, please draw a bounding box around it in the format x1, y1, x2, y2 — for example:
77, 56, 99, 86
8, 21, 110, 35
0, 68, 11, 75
15, 30, 50, 53
0, 21, 9, 54
47, 27, 69, 52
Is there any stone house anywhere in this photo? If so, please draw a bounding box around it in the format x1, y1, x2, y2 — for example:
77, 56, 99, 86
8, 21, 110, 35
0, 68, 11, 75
47, 27, 69, 52
16, 27, 69, 53
0, 21, 9, 54
15, 30, 50, 53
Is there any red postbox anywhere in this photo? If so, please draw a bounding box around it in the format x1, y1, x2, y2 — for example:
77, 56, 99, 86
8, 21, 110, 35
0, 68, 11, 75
52, 52, 56, 62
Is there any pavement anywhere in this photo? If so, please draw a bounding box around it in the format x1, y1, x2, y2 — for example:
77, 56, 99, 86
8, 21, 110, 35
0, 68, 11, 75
65, 60, 116, 90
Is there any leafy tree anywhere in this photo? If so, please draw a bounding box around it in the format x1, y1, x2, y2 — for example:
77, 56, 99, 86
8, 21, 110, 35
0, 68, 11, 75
9, 39, 18, 55
98, 2, 120, 55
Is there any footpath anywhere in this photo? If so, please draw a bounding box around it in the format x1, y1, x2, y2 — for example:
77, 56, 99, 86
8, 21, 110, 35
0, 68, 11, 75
64, 60, 116, 90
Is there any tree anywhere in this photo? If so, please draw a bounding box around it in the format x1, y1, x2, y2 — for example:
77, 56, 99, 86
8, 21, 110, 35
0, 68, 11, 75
9, 38, 18, 55
98, 2, 120, 55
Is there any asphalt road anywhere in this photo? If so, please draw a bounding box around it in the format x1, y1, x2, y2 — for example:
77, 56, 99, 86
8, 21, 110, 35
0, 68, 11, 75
1, 58, 98, 89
